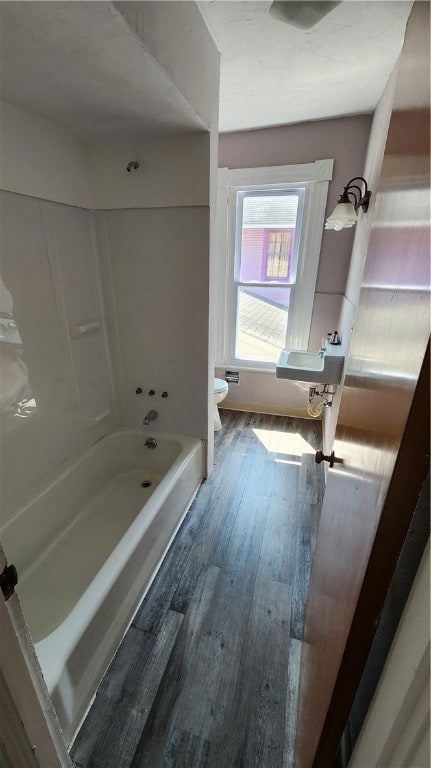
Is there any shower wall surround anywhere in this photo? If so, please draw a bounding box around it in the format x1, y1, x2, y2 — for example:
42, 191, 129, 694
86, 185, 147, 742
1, 115, 216, 528
0, 0, 219, 521
0, 191, 116, 525
86, 133, 214, 441
0, 140, 213, 525
95, 205, 210, 439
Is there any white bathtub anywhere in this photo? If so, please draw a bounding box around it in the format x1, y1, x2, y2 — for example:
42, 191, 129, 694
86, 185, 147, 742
1, 428, 204, 743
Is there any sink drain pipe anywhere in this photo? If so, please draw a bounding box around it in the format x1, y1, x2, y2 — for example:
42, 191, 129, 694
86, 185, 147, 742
307, 385, 335, 418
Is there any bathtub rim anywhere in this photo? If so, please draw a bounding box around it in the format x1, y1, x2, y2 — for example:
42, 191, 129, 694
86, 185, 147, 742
1, 426, 203, 539
15, 429, 202, 584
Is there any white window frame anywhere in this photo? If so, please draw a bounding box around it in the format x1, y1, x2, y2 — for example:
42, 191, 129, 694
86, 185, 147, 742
215, 159, 333, 370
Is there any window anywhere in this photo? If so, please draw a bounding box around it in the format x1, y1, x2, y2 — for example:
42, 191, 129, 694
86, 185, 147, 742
216, 160, 333, 369
265, 230, 292, 280
234, 189, 304, 363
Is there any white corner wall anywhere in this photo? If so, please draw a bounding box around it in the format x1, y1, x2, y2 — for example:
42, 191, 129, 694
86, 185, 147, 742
0, 190, 117, 523
86, 133, 211, 210
0, 99, 91, 208
0, 118, 215, 515
95, 206, 210, 439
86, 3, 220, 456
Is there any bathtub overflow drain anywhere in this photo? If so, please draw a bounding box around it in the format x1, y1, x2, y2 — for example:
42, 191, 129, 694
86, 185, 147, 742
141, 480, 152, 488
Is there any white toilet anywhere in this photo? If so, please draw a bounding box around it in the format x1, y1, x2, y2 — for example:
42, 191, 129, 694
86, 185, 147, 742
213, 377, 228, 431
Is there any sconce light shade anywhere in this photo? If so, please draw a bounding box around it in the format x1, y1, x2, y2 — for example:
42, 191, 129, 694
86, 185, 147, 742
325, 176, 372, 231
325, 201, 358, 231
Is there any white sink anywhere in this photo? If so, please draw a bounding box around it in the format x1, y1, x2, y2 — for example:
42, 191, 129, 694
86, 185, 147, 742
276, 347, 344, 384
285, 350, 324, 370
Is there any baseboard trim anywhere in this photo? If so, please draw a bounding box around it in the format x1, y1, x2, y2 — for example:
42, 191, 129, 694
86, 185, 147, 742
220, 400, 321, 420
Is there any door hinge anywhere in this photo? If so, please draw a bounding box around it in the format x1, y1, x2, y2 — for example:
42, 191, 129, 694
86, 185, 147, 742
0, 563, 18, 601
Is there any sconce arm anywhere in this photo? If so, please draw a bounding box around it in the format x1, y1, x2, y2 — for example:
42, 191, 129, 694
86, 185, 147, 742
342, 176, 372, 212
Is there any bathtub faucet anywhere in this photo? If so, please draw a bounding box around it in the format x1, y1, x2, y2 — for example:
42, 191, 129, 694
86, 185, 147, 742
143, 409, 158, 426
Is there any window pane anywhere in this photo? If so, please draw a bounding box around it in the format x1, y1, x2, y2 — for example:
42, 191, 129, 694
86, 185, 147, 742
266, 231, 292, 278
235, 286, 291, 363
239, 194, 299, 283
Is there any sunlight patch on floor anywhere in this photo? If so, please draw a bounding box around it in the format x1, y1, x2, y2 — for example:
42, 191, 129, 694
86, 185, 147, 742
252, 427, 315, 456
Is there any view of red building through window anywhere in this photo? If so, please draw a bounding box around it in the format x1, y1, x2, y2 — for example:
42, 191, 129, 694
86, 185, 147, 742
235, 191, 301, 363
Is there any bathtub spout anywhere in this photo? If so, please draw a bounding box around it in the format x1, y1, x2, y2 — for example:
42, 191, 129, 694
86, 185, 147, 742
143, 409, 158, 426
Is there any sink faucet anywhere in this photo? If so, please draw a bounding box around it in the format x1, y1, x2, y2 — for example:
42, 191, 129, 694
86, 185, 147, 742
143, 409, 158, 426
319, 336, 330, 357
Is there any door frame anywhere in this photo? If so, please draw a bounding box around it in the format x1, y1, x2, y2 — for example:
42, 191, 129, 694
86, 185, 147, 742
312, 341, 430, 766
349, 541, 429, 767
0, 544, 72, 768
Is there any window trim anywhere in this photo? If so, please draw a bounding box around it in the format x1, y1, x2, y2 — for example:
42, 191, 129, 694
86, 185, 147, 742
215, 159, 333, 370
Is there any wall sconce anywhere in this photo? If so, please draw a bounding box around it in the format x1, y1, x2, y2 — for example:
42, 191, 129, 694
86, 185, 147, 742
325, 177, 372, 231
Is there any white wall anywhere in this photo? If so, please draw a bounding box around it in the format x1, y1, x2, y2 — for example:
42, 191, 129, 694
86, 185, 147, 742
0, 102, 120, 526
322, 64, 400, 451
96, 206, 210, 439
86, 2, 220, 459
0, 0, 220, 509
86, 133, 211, 210
214, 369, 312, 418
0, 100, 91, 208
0, 100, 213, 213
0, 122, 215, 523
207, 110, 221, 468
0, 191, 116, 525
85, 4, 220, 461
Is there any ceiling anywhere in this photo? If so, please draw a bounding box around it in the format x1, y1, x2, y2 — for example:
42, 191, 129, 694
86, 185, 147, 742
0, 1, 413, 139
198, 0, 413, 132
0, 2, 206, 140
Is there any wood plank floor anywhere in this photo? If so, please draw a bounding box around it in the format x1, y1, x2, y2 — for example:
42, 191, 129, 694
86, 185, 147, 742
71, 411, 325, 768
